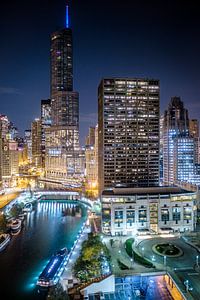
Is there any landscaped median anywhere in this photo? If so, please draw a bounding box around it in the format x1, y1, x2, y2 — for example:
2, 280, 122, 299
73, 233, 111, 283
125, 238, 155, 268
152, 243, 183, 257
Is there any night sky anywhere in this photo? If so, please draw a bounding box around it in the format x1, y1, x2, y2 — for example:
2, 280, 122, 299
0, 0, 200, 145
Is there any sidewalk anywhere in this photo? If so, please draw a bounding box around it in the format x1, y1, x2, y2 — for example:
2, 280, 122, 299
104, 236, 159, 276
60, 224, 91, 290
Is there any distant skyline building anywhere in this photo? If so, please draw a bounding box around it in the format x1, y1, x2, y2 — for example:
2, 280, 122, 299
31, 118, 42, 168
0, 115, 9, 139
85, 127, 95, 146
163, 97, 190, 186
24, 129, 32, 162
98, 78, 160, 193
41, 99, 51, 167
189, 119, 199, 164
85, 125, 98, 189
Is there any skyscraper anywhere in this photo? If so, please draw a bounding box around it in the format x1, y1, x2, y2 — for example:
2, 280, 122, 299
50, 5, 79, 128
163, 97, 189, 185
45, 3, 80, 181
98, 78, 160, 193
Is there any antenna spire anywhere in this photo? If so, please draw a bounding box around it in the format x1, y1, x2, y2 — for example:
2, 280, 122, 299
66, 1, 69, 28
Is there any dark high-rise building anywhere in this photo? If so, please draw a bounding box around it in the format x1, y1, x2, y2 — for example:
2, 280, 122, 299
51, 28, 73, 94
98, 78, 160, 193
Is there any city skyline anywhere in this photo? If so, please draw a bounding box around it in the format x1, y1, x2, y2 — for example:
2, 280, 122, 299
0, 0, 200, 145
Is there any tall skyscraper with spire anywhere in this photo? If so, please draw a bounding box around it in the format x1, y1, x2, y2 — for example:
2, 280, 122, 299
45, 2, 82, 181
50, 2, 79, 127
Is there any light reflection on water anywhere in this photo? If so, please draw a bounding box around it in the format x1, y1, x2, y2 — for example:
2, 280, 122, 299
0, 200, 87, 300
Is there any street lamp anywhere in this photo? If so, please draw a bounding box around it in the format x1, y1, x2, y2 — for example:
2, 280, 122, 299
130, 258, 134, 269
152, 255, 156, 262
141, 247, 144, 257
196, 255, 199, 267
164, 255, 167, 267
184, 280, 189, 292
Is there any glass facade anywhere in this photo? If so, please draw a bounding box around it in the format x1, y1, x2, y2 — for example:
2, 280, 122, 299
161, 209, 169, 221
114, 210, 123, 228
126, 210, 135, 228
172, 207, 181, 222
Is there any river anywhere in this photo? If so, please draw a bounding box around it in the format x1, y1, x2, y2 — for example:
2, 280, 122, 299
0, 200, 87, 300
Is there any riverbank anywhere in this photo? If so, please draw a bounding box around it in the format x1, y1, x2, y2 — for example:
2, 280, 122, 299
0, 192, 20, 209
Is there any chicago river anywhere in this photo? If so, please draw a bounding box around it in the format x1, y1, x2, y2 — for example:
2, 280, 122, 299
0, 200, 87, 300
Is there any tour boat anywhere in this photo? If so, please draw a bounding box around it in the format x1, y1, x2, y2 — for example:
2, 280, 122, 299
0, 233, 11, 251
37, 248, 68, 288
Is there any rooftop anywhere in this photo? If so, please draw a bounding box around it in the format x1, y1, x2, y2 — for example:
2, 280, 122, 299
102, 186, 195, 196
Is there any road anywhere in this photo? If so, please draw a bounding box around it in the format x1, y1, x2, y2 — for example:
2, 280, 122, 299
137, 236, 200, 299
0, 192, 20, 209
137, 237, 198, 269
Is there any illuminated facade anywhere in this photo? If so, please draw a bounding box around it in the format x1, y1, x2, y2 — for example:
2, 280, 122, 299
31, 119, 42, 168
101, 187, 197, 236
45, 126, 81, 179
163, 97, 190, 185
0, 117, 19, 187
41, 99, 51, 167
85, 125, 98, 188
174, 137, 195, 182
24, 129, 32, 162
9, 140, 19, 176
0, 115, 9, 139
98, 78, 160, 193
160, 114, 164, 185
85, 127, 95, 146
189, 119, 200, 164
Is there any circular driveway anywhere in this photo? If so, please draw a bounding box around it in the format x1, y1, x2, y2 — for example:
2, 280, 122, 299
137, 237, 199, 269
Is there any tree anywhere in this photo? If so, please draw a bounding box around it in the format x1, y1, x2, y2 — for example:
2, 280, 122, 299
0, 214, 7, 233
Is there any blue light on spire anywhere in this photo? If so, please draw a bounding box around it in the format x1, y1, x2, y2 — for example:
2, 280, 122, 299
66, 5, 69, 28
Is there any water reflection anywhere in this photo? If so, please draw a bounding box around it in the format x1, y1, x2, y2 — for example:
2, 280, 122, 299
0, 200, 87, 300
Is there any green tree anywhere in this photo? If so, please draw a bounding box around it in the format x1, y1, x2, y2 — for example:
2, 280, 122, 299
0, 214, 7, 233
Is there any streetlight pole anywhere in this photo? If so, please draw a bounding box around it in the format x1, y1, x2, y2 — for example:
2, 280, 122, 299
196, 255, 199, 268
141, 247, 144, 257
184, 280, 189, 292
164, 255, 167, 270
132, 249, 134, 264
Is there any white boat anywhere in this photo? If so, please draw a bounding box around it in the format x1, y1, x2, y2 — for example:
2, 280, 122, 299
0, 234, 11, 251
8, 219, 22, 234
18, 214, 25, 221
23, 203, 33, 212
